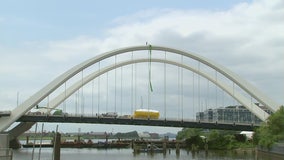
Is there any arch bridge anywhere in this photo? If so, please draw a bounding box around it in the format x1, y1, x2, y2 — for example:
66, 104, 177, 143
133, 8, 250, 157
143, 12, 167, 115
0, 45, 280, 147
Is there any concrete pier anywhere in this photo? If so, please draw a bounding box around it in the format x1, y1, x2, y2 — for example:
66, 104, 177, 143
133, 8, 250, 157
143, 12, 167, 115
0, 134, 12, 160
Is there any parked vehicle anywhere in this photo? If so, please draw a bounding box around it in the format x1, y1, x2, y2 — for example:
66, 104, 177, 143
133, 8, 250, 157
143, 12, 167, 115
133, 109, 159, 119
101, 112, 118, 118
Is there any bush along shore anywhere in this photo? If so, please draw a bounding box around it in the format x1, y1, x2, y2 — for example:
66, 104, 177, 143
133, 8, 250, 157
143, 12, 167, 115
176, 106, 284, 153
177, 129, 255, 151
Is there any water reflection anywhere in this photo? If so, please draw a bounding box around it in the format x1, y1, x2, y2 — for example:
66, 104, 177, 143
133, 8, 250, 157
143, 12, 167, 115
12, 148, 283, 160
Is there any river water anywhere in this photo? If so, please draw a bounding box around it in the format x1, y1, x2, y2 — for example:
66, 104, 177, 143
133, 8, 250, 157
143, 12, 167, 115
12, 148, 279, 160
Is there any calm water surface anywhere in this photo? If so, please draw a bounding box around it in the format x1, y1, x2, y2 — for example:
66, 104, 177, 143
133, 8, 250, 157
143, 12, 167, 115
12, 148, 279, 160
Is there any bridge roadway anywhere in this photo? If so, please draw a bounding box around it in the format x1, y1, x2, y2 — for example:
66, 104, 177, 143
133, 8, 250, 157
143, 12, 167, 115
17, 115, 259, 131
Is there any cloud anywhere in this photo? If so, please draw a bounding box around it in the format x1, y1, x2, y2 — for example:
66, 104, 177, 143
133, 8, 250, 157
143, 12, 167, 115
0, 0, 283, 134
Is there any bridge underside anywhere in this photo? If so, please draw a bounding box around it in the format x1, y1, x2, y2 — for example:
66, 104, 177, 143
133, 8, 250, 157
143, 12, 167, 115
17, 115, 259, 131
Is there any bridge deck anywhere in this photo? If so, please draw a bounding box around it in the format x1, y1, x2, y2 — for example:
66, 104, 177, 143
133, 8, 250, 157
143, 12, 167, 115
17, 115, 259, 131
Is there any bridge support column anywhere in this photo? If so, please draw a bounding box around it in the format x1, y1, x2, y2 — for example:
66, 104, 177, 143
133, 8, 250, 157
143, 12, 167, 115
0, 133, 12, 160
0, 134, 9, 148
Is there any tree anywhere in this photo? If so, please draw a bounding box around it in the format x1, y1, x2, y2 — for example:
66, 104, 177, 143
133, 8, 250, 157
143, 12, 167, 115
255, 106, 284, 148
176, 128, 202, 140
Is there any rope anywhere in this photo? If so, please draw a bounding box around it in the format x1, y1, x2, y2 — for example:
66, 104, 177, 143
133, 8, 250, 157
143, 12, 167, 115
148, 45, 153, 92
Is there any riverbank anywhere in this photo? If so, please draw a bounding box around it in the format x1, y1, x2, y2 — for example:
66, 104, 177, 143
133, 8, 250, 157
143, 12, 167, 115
257, 142, 284, 158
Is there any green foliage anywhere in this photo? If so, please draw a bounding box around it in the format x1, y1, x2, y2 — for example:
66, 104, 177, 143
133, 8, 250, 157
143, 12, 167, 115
114, 131, 139, 139
184, 135, 205, 150
255, 106, 284, 148
208, 130, 234, 149
207, 130, 251, 150
176, 128, 252, 150
176, 128, 202, 140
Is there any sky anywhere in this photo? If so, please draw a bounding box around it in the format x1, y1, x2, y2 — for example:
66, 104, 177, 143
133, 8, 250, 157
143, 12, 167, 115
0, 0, 283, 134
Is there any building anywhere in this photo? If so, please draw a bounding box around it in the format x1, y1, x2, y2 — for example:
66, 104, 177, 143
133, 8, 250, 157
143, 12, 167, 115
196, 104, 271, 124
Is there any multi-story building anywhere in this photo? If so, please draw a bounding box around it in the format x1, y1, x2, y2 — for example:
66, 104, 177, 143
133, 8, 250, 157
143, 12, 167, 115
196, 104, 271, 124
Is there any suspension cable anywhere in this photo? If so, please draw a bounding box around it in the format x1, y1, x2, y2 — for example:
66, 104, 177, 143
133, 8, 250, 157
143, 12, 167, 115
135, 60, 137, 112
178, 62, 180, 119
115, 55, 117, 113
192, 72, 195, 119
164, 51, 167, 119
120, 66, 123, 115
81, 70, 84, 115
198, 62, 201, 113
207, 79, 209, 111
92, 80, 94, 116
98, 62, 100, 116
131, 52, 134, 114
181, 55, 184, 120
47, 95, 49, 108
222, 88, 225, 122
250, 96, 254, 124
106, 72, 109, 113
215, 70, 218, 109
64, 82, 66, 113
147, 49, 150, 117
75, 91, 78, 116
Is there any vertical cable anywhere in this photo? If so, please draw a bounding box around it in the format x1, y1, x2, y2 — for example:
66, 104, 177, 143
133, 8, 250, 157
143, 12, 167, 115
164, 51, 167, 119
178, 63, 180, 119
232, 82, 235, 105
198, 62, 201, 113
47, 95, 49, 108
181, 56, 184, 120
75, 92, 78, 116
232, 82, 235, 122
131, 52, 134, 114
192, 72, 195, 119
64, 82, 66, 113
92, 80, 94, 116
207, 79, 209, 111
106, 72, 109, 113
215, 71, 218, 109
115, 56, 117, 113
81, 70, 84, 115
222, 89, 224, 107
147, 50, 150, 118
135, 61, 137, 111
76, 90, 80, 115
98, 62, 100, 116
120, 67, 123, 115
222, 89, 224, 122
250, 96, 253, 124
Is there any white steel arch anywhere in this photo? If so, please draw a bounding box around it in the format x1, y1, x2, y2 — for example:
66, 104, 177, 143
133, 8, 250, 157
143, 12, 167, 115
9, 58, 269, 138
0, 45, 279, 132
46, 58, 270, 121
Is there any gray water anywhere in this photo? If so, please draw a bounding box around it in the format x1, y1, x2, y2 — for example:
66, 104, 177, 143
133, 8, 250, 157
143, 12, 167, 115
12, 148, 277, 160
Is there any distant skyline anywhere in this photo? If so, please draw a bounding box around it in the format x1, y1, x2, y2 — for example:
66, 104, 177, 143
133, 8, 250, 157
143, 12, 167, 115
1, 0, 283, 134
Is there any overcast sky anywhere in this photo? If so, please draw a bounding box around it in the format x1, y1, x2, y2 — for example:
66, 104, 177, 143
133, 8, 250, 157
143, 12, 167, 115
0, 0, 283, 134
